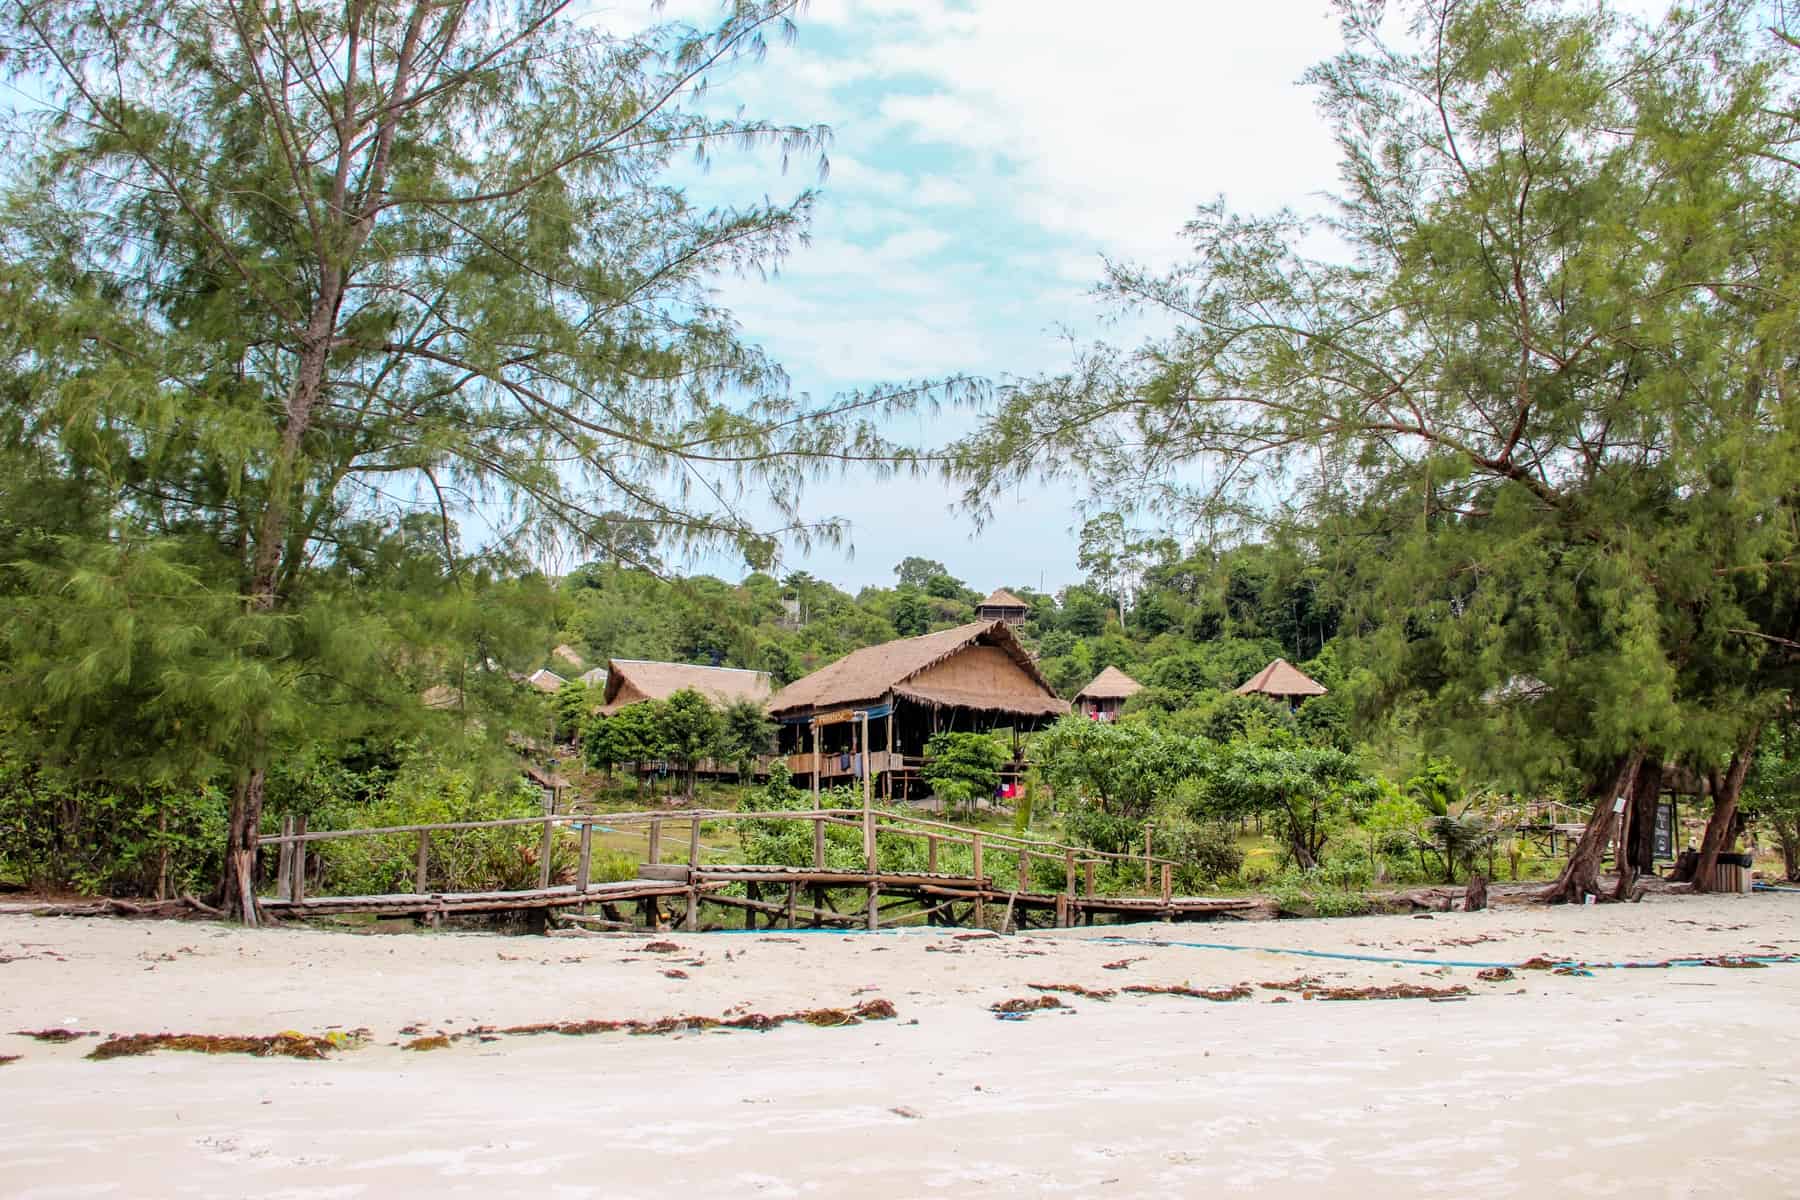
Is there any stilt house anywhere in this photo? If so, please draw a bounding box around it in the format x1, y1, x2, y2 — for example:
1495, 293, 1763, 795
975, 587, 1031, 626
767, 620, 1069, 797
1073, 665, 1143, 722
1234, 658, 1327, 707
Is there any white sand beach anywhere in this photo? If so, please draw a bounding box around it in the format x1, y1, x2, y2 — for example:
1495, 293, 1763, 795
3, 894, 1798, 1198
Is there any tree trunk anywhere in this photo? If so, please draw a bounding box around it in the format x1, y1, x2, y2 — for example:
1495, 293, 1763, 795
1543, 750, 1643, 905
1692, 730, 1758, 893
1613, 757, 1663, 901
221, 769, 267, 925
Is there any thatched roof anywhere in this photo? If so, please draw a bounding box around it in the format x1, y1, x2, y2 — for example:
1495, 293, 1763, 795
552, 643, 586, 669
1075, 665, 1144, 702
526, 668, 568, 694
978, 587, 1029, 610
1234, 658, 1327, 698
768, 620, 1068, 719
600, 660, 772, 716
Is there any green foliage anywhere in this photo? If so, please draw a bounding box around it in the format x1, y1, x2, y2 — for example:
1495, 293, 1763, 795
0, 724, 227, 896
313, 755, 572, 897
584, 702, 670, 776
1034, 716, 1209, 822
1188, 745, 1381, 870
719, 700, 775, 778
949, 0, 1800, 808
555, 682, 595, 745
1745, 715, 1800, 882
921, 732, 1008, 812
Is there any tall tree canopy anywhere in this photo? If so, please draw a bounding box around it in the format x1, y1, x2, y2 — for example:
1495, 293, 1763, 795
951, 0, 1800, 899
0, 0, 944, 918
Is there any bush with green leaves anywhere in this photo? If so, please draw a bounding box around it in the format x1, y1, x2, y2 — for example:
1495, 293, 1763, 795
1187, 744, 1382, 870
312, 756, 572, 896
921, 731, 1009, 813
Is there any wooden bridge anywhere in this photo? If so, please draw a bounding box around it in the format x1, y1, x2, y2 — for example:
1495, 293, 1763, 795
254, 807, 1266, 931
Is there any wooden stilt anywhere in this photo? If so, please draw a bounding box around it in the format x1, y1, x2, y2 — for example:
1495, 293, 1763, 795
786, 882, 798, 928
927, 835, 939, 874
290, 817, 307, 904
866, 882, 879, 931
1064, 848, 1075, 898
812, 816, 825, 869
972, 834, 985, 928
415, 829, 430, 895
648, 817, 662, 866
275, 815, 294, 900
538, 817, 554, 890
1017, 849, 1029, 893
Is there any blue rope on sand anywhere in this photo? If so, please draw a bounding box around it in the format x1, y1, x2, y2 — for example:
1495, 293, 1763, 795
709, 923, 1799, 973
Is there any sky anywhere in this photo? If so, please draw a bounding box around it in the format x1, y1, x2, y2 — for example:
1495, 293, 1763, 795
612, 0, 1353, 594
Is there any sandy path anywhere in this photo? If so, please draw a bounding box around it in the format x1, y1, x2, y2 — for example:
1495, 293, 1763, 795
3, 894, 1798, 1198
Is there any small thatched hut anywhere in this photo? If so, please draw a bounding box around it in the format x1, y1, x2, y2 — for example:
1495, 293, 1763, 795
526, 667, 568, 694
598, 660, 773, 715
1234, 658, 1327, 706
767, 620, 1068, 796
1074, 665, 1143, 722
975, 587, 1030, 626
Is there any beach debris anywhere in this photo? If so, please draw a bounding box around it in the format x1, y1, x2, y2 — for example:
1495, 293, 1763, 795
1702, 956, 1769, 968
889, 1105, 923, 1119
1121, 984, 1252, 1002
989, 996, 1064, 1016
402, 1035, 453, 1052
954, 932, 999, 941
496, 999, 897, 1039
87, 1031, 340, 1061
1259, 976, 1327, 992
1027, 983, 1117, 1001
1259, 979, 1472, 1001
12, 1028, 95, 1043
1476, 967, 1516, 982
1552, 966, 1595, 977
1101, 957, 1146, 971
1516, 956, 1561, 971
0, 1055, 19, 1066
642, 941, 681, 953
662, 969, 689, 980
757, 937, 802, 944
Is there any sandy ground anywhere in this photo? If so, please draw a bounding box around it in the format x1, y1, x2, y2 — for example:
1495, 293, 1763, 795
3, 894, 1799, 1199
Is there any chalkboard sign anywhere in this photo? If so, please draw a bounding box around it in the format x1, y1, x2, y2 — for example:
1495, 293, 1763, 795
1653, 800, 1675, 861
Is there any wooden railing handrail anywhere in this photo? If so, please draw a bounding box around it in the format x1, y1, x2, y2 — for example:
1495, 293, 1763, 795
254, 805, 1179, 869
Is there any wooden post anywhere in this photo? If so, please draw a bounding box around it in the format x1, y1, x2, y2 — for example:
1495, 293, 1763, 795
1144, 824, 1154, 894
861, 710, 872, 813
1084, 859, 1095, 898
867, 881, 879, 931
688, 817, 702, 869
414, 829, 430, 895
1160, 863, 1173, 905
927, 835, 939, 874
972, 833, 985, 928
1055, 893, 1068, 928
275, 815, 294, 900
1064, 848, 1075, 897
289, 817, 307, 904
1017, 848, 1030, 893
812, 718, 821, 799
812, 815, 825, 869
863, 801, 876, 874
648, 817, 663, 866
786, 882, 798, 928
538, 816, 554, 890
576, 822, 593, 894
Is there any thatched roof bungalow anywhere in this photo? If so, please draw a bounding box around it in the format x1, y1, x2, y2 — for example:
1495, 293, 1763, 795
599, 660, 772, 716
975, 587, 1030, 626
1235, 658, 1327, 706
767, 620, 1068, 795
1073, 665, 1143, 722
526, 668, 568, 694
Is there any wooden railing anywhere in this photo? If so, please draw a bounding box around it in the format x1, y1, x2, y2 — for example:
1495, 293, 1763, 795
257, 805, 1180, 919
